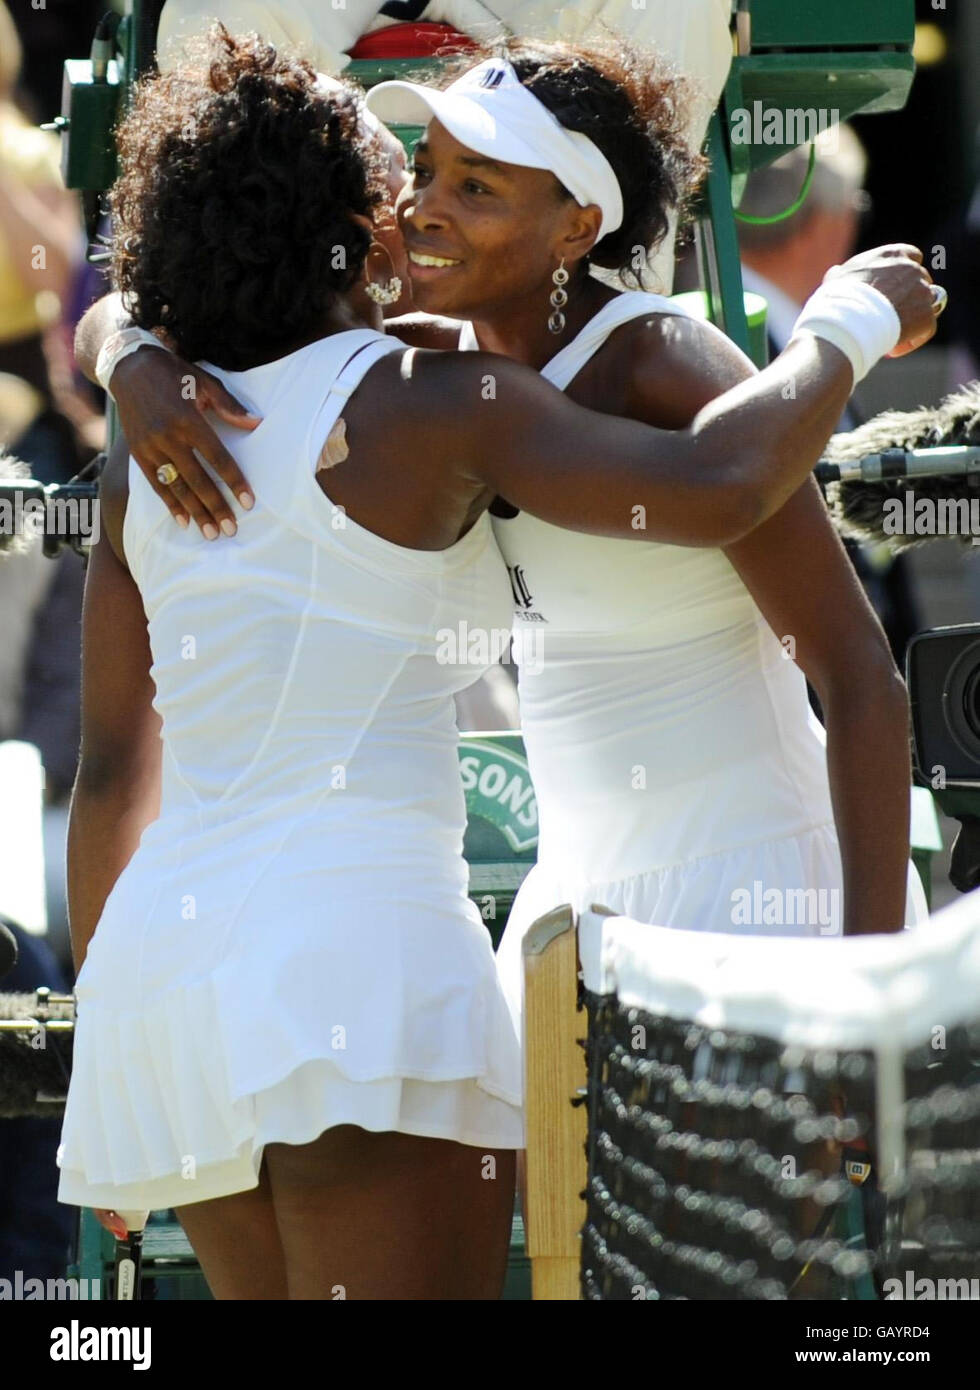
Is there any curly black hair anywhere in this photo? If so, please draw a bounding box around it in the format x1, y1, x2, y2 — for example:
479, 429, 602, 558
439, 37, 707, 287
111, 24, 385, 368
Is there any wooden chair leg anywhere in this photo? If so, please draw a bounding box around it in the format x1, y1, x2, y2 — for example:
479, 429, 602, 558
522, 905, 586, 1301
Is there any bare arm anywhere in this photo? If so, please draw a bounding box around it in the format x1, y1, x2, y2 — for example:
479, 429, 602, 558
725, 483, 911, 934
73, 289, 133, 383
71, 300, 462, 527
456, 247, 937, 545
453, 333, 860, 545
68, 443, 161, 1246
75, 292, 261, 532
91, 242, 937, 541
67, 434, 162, 973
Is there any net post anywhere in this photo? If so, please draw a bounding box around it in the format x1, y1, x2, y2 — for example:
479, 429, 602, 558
522, 904, 587, 1300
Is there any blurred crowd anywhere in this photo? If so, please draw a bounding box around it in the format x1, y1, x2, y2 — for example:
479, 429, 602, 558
0, 1, 113, 985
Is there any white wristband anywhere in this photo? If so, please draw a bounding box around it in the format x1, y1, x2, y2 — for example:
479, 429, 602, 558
792, 277, 902, 385
95, 327, 172, 395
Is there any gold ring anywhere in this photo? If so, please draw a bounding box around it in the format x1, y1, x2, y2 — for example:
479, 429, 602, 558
931, 284, 949, 317
156, 463, 179, 486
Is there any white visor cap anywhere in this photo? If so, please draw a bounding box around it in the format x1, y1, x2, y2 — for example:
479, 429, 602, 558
365, 59, 624, 244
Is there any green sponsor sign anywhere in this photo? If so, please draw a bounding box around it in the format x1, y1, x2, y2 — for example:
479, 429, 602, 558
459, 736, 538, 858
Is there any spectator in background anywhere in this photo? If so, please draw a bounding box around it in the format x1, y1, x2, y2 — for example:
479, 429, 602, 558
736, 125, 921, 669
739, 126, 872, 373
0, 1, 90, 972
21, 543, 85, 978
0, 504, 82, 977
0, 0, 85, 486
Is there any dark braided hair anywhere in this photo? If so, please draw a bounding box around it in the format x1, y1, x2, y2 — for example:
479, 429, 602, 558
440, 37, 707, 286
111, 23, 385, 368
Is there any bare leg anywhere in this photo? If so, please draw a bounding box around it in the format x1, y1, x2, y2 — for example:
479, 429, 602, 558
265, 1125, 516, 1300
174, 1157, 288, 1300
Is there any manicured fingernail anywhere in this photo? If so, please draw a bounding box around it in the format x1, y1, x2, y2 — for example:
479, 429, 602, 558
203, 523, 218, 541
176, 514, 189, 529
220, 518, 237, 537
238, 492, 254, 510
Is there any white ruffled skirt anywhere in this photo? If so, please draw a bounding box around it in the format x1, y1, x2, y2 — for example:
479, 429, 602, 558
496, 820, 929, 1061
57, 832, 523, 1212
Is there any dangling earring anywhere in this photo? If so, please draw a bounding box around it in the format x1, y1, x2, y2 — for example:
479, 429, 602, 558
364, 241, 403, 306
548, 258, 570, 335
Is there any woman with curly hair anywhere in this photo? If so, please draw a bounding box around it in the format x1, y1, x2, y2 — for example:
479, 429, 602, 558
66, 26, 935, 1297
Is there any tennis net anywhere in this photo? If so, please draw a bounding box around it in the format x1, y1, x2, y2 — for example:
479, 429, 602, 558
575, 895, 980, 1301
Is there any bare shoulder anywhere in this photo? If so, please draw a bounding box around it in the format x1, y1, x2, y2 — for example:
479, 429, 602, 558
370, 342, 541, 406
605, 310, 757, 427
610, 308, 747, 360
353, 346, 563, 479
345, 345, 505, 462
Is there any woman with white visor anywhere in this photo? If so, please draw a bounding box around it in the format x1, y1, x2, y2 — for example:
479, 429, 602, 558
362, 43, 935, 980
81, 41, 941, 1121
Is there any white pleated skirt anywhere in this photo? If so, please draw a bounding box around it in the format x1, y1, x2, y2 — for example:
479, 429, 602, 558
57, 831, 524, 1212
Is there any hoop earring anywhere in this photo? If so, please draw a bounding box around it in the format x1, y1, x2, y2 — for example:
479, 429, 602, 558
364, 241, 403, 306
548, 258, 569, 335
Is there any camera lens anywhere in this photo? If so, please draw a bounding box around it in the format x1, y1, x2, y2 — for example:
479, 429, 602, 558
966, 668, 980, 743
945, 640, 980, 762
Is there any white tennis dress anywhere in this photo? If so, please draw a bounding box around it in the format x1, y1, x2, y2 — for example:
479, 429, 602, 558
468, 292, 928, 1042
57, 329, 523, 1213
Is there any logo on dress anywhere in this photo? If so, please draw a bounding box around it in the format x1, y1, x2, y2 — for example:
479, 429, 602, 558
507, 564, 547, 623
508, 564, 533, 609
